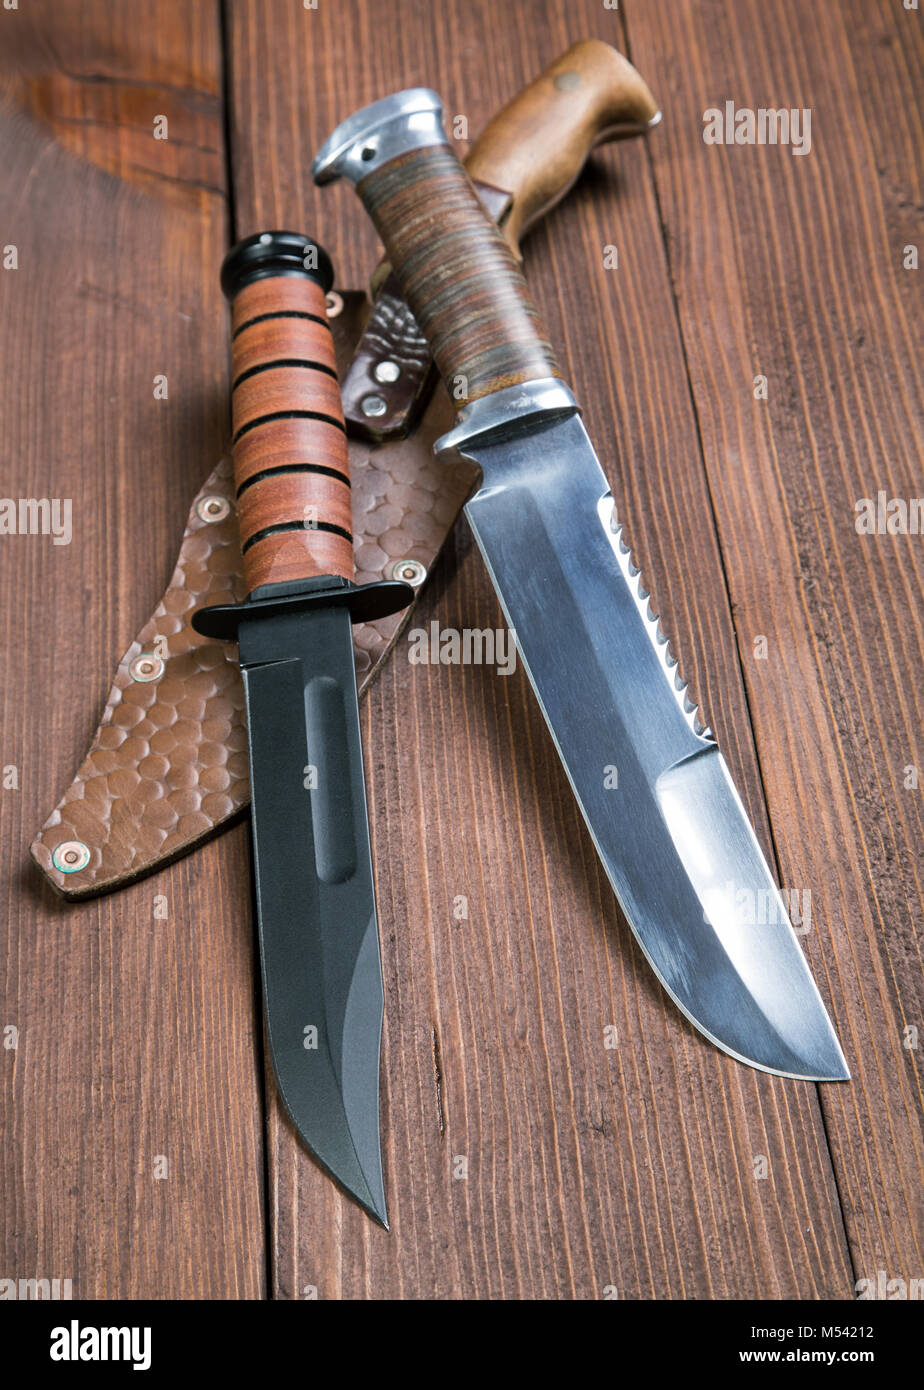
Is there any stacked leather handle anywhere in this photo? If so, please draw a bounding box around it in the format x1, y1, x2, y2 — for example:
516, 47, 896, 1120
222, 233, 353, 591
342, 40, 658, 439
357, 146, 561, 405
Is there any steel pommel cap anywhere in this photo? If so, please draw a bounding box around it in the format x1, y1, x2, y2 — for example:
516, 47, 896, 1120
219, 230, 334, 300
311, 89, 448, 186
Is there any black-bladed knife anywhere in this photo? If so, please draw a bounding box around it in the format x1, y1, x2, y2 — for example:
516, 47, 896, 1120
193, 233, 413, 1224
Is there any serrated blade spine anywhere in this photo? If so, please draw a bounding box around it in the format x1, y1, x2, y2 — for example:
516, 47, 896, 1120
604, 498, 713, 741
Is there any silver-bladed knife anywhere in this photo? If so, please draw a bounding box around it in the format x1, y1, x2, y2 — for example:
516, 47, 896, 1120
313, 91, 849, 1081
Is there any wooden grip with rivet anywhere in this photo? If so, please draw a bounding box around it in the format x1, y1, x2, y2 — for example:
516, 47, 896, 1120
466, 39, 659, 257
221, 232, 353, 592
357, 143, 561, 407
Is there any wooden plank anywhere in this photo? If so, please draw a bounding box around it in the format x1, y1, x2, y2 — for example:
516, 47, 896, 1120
624, 0, 924, 1288
227, 0, 852, 1298
0, 2, 265, 1298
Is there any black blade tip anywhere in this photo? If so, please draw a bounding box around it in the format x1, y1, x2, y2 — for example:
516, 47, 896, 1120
368, 1205, 390, 1233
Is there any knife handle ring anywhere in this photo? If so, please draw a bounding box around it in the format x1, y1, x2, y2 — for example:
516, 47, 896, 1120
222, 232, 354, 593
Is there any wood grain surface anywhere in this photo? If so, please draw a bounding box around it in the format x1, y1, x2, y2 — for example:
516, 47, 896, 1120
1, 0, 920, 1300
0, 1, 265, 1299
626, 0, 924, 1292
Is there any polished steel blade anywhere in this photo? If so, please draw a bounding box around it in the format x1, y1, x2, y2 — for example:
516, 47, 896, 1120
458, 412, 848, 1080
239, 603, 388, 1224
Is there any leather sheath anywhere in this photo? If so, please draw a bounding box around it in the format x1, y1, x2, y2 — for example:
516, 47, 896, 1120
31, 292, 476, 898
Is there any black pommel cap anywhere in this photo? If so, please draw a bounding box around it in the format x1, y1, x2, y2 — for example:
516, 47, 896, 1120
220, 230, 335, 300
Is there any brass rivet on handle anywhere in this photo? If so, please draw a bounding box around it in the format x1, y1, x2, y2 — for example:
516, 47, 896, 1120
392, 559, 426, 586
325, 290, 344, 318
196, 495, 231, 524
373, 360, 401, 384
129, 653, 164, 683
52, 840, 91, 874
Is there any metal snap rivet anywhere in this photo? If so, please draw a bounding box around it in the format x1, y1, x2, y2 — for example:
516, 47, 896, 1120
196, 495, 231, 523
392, 559, 426, 586
52, 840, 91, 874
373, 359, 401, 384
325, 290, 344, 319
361, 393, 388, 419
129, 653, 165, 683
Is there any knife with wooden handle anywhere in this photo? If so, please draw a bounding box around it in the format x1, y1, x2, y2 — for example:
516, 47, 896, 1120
342, 39, 658, 441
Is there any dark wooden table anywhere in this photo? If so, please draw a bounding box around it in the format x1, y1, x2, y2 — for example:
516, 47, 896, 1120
1, 0, 921, 1300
